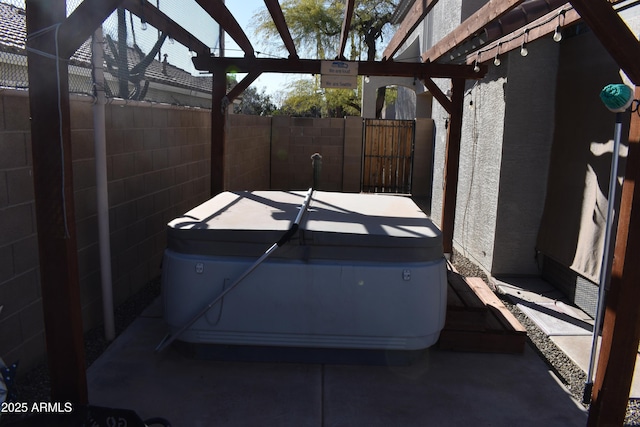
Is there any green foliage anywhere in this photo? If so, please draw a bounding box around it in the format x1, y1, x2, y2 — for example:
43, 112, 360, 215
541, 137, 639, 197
254, 0, 343, 59
274, 76, 361, 118
235, 86, 277, 116
252, 0, 398, 117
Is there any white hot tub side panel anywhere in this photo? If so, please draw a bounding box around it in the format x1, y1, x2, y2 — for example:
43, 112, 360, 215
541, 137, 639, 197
162, 250, 447, 350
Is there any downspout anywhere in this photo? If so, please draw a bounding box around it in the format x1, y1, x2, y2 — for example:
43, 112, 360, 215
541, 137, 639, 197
92, 27, 115, 341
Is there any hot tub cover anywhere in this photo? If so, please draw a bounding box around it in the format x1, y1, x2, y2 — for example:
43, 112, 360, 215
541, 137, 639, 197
167, 190, 443, 262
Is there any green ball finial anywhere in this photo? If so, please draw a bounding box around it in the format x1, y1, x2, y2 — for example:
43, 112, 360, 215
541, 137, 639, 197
600, 84, 633, 112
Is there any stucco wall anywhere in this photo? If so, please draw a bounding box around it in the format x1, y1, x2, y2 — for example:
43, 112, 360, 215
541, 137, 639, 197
492, 38, 558, 275
428, 0, 557, 276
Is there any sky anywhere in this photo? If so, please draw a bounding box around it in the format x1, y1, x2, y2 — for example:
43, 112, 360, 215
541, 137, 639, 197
146, 0, 306, 103
223, 1, 305, 103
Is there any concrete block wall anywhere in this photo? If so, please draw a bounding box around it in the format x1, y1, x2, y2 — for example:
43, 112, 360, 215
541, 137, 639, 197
225, 114, 271, 191
0, 91, 43, 371
0, 90, 211, 372
271, 116, 352, 191
342, 117, 363, 193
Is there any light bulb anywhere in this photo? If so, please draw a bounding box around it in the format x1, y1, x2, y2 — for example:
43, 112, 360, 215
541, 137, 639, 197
520, 44, 528, 57
141, 20, 148, 31
473, 63, 480, 72
553, 27, 562, 42
493, 55, 501, 66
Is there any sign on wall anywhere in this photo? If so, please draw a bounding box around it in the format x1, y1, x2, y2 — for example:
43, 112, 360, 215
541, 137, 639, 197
320, 61, 359, 89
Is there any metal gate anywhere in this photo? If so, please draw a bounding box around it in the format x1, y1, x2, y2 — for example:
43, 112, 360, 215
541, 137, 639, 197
362, 119, 415, 193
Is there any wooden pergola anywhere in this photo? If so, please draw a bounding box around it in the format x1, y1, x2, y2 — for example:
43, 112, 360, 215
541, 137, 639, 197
24, 1, 640, 425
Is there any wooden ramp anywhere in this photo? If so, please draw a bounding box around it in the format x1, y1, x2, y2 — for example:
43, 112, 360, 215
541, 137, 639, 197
439, 270, 527, 353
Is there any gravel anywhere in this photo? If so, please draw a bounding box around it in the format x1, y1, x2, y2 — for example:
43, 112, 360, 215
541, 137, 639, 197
5, 254, 640, 425
451, 249, 640, 426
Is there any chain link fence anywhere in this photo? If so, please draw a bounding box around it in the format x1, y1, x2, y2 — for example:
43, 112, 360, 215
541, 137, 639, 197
0, 0, 215, 108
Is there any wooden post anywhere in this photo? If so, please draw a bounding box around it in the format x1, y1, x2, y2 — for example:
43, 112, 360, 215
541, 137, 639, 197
441, 78, 465, 254
587, 86, 640, 426
25, 0, 87, 403
210, 64, 227, 196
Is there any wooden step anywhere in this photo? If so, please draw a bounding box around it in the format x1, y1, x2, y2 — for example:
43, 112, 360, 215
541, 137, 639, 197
439, 273, 527, 354
445, 270, 487, 331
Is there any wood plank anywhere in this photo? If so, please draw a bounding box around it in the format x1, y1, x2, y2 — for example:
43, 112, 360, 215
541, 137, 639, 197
122, 0, 210, 56
383, 0, 439, 60
447, 271, 486, 310
466, 277, 526, 334
587, 86, 640, 426
191, 57, 487, 79
58, 0, 123, 58
338, 0, 355, 60
442, 273, 526, 353
422, 0, 525, 63
196, 0, 254, 58
264, 0, 298, 59
570, 0, 640, 85
441, 78, 465, 254
25, 0, 88, 403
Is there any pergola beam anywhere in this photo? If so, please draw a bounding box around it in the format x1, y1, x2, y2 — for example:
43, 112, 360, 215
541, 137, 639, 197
192, 56, 487, 79
464, 5, 579, 65
58, 0, 123, 58
196, 0, 255, 58
338, 0, 356, 60
264, 0, 298, 59
383, 0, 439, 60
26, 0, 88, 403
123, 0, 211, 56
569, 0, 640, 85
422, 0, 526, 63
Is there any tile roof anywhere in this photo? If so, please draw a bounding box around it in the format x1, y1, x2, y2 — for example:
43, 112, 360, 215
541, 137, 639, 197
0, 2, 212, 94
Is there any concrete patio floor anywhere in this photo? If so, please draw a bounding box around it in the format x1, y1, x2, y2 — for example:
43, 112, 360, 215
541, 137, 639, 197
86, 299, 587, 427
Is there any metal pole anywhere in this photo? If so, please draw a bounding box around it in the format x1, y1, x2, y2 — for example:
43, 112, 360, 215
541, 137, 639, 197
92, 27, 115, 342
311, 153, 322, 190
583, 111, 623, 403
155, 188, 314, 353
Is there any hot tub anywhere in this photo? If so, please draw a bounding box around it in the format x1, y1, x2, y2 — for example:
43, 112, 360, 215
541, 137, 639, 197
161, 190, 447, 352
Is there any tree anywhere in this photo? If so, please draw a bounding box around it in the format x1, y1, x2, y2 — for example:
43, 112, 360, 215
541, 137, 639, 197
235, 86, 277, 116
253, 0, 398, 117
352, 0, 397, 61
254, 0, 397, 61
254, 0, 343, 60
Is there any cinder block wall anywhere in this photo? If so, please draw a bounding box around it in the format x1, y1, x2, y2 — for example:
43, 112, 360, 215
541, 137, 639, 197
225, 114, 271, 191
0, 91, 42, 371
0, 91, 211, 372
271, 116, 352, 191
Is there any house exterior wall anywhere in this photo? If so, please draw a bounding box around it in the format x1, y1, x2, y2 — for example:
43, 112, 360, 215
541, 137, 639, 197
0, 90, 211, 372
493, 38, 558, 275
417, 0, 557, 276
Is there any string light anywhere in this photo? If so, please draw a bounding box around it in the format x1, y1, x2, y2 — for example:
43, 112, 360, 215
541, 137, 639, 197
493, 44, 501, 66
141, 18, 148, 31
468, 6, 576, 67
473, 54, 480, 72
520, 29, 529, 57
553, 10, 565, 42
